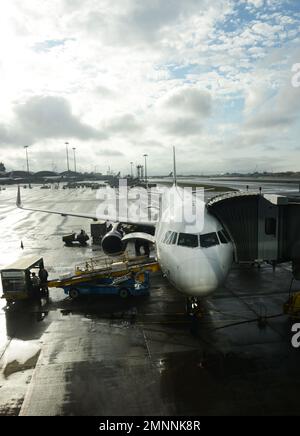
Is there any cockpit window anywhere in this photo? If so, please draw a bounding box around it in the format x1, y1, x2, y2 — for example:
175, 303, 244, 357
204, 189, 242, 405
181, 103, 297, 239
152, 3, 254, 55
200, 232, 220, 248
218, 230, 229, 244
170, 232, 178, 245
178, 233, 198, 248
222, 228, 231, 242
163, 231, 172, 243
163, 231, 178, 245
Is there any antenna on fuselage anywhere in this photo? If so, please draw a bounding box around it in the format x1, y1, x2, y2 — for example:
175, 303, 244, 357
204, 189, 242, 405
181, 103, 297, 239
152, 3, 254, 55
173, 146, 177, 186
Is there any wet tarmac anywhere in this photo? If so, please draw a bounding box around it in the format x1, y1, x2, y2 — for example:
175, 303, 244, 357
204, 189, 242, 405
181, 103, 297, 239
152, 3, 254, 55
0, 185, 300, 416
153, 176, 300, 195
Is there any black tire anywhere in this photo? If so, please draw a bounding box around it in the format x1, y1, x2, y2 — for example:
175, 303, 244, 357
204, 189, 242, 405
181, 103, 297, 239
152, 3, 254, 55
69, 288, 80, 299
119, 288, 129, 299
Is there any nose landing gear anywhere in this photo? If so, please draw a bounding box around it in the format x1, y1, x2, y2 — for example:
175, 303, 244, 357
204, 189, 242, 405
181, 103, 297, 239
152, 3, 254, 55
186, 297, 201, 316
186, 297, 205, 336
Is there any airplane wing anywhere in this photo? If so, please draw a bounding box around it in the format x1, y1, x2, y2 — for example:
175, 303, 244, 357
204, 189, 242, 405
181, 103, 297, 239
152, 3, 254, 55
16, 186, 157, 227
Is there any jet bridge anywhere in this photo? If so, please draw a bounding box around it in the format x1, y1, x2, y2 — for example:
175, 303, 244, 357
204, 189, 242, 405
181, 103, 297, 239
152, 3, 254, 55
207, 193, 300, 277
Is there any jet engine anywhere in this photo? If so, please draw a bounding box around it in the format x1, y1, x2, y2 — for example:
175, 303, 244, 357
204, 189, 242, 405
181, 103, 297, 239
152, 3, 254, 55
101, 223, 125, 256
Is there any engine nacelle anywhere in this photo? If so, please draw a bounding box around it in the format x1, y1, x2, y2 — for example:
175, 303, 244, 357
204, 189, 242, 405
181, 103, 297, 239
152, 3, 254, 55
101, 230, 125, 256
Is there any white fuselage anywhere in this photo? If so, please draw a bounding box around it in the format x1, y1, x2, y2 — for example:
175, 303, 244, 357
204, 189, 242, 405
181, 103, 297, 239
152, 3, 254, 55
154, 186, 233, 297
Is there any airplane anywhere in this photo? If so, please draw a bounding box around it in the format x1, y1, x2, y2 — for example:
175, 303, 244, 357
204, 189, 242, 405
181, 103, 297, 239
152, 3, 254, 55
16, 150, 234, 313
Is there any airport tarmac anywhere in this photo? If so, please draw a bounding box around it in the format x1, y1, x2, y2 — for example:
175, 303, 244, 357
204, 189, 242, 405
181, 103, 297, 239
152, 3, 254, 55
153, 176, 300, 194
0, 184, 300, 416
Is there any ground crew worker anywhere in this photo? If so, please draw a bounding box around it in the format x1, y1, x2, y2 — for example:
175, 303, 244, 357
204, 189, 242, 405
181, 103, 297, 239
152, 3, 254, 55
39, 266, 49, 295
135, 240, 150, 257
31, 272, 39, 286
31, 272, 40, 297
135, 239, 142, 256
143, 241, 150, 257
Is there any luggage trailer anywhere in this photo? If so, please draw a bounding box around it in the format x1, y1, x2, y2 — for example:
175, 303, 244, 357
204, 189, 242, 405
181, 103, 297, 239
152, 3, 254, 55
48, 256, 160, 299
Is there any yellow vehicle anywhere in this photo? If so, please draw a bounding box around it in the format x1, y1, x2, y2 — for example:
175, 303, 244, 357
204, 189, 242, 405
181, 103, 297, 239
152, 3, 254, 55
48, 255, 160, 289
1, 256, 45, 303
283, 292, 300, 318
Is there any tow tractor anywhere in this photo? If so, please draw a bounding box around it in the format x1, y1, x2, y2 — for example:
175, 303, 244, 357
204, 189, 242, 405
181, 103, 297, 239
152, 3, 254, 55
62, 230, 89, 246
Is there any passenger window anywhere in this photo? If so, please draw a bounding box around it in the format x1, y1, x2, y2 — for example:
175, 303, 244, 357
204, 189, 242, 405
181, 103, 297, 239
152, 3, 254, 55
265, 218, 276, 236
200, 232, 220, 248
178, 233, 198, 248
218, 230, 228, 244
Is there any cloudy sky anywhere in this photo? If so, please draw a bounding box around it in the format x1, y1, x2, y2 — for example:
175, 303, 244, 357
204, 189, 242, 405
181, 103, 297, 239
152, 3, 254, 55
0, 0, 300, 175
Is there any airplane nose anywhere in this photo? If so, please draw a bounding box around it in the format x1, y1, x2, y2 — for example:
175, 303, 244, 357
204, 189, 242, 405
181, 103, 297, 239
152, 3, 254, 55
176, 253, 226, 296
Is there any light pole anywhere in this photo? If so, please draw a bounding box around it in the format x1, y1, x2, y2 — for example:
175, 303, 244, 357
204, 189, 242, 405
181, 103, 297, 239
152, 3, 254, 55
24, 146, 30, 174
65, 142, 70, 172
130, 162, 133, 178
143, 154, 148, 185
72, 147, 77, 173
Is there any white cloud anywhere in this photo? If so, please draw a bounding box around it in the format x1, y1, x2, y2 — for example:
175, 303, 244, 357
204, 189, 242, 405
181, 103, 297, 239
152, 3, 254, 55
0, 96, 104, 146
162, 87, 212, 116
246, 0, 264, 8
0, 0, 299, 173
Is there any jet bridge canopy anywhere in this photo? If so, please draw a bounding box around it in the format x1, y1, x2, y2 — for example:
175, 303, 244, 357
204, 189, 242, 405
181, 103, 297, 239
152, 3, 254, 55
207, 192, 300, 265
